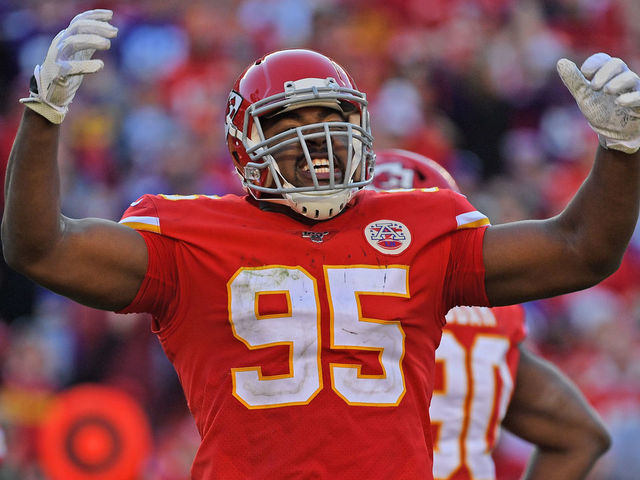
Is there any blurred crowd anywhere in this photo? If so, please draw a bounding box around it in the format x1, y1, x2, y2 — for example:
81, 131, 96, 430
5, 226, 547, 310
0, 0, 639, 479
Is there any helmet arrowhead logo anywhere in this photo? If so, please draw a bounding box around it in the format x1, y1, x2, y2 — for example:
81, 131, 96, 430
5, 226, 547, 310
226, 91, 243, 125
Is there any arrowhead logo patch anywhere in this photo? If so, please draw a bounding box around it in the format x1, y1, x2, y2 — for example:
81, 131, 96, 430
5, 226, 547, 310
364, 220, 412, 255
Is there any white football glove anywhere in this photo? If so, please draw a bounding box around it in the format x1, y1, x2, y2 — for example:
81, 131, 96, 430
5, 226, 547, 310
557, 52, 640, 154
19, 9, 118, 124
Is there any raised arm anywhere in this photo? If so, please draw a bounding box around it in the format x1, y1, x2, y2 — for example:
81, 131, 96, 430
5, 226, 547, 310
484, 54, 640, 305
1, 10, 147, 311
501, 347, 610, 480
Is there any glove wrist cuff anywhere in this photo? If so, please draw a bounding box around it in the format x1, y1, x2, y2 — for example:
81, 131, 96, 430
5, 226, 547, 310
598, 134, 640, 154
19, 95, 66, 124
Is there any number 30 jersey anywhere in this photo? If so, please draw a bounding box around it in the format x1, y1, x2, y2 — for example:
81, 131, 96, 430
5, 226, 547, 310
432, 305, 526, 480
118, 188, 491, 480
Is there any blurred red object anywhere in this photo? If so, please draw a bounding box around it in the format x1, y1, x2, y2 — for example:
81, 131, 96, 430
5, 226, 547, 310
38, 384, 152, 480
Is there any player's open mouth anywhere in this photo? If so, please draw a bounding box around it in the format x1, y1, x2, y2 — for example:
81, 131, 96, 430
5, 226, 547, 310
299, 157, 343, 183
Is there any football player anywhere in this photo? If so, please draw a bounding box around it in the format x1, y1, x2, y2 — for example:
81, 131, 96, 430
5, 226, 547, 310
2, 10, 638, 479
374, 149, 610, 480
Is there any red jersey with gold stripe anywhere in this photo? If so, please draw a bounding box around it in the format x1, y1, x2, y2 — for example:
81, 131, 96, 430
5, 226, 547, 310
431, 305, 526, 480
118, 188, 491, 480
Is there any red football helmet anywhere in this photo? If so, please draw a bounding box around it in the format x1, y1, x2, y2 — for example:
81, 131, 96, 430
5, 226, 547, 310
371, 149, 460, 192
225, 49, 375, 220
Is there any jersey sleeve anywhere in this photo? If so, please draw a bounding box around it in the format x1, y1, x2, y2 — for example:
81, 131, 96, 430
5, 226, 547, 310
116, 195, 179, 329
444, 191, 491, 310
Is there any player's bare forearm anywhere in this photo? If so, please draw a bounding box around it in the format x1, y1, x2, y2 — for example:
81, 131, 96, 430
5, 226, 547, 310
559, 146, 640, 272
520, 449, 605, 480
484, 146, 639, 305
2, 109, 62, 266
1, 109, 148, 311
502, 347, 610, 480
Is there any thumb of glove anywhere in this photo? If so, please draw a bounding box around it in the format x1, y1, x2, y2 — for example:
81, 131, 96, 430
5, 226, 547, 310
557, 58, 590, 102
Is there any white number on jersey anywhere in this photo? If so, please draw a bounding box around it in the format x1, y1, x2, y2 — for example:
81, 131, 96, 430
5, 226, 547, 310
228, 265, 408, 408
431, 331, 512, 480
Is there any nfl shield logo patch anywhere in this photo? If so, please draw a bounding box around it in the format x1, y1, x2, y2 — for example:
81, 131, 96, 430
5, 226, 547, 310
364, 220, 412, 255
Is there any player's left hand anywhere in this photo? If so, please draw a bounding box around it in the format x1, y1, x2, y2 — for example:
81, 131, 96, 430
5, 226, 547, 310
557, 52, 640, 154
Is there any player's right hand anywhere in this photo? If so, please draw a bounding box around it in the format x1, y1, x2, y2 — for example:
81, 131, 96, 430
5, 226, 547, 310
19, 9, 117, 124
557, 53, 640, 154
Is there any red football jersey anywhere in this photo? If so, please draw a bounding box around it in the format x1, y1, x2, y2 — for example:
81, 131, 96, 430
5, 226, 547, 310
431, 305, 526, 480
118, 188, 491, 479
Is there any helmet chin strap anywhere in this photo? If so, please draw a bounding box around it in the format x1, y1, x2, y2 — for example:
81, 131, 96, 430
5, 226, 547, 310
285, 189, 354, 220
